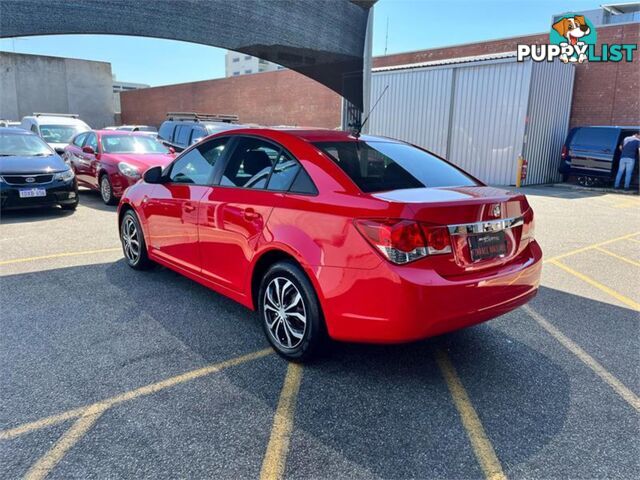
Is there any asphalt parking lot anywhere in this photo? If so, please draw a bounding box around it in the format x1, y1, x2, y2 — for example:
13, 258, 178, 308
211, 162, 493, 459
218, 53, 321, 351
1, 186, 639, 480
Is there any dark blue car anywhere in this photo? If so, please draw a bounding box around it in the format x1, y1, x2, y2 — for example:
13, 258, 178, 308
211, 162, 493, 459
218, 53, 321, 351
0, 127, 78, 210
559, 126, 639, 187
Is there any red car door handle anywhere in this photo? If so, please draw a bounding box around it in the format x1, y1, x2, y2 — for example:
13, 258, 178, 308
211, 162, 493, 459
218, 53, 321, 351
243, 208, 260, 221
184, 202, 196, 213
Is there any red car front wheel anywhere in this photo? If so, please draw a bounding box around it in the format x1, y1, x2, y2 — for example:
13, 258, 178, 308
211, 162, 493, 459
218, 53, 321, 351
100, 174, 118, 206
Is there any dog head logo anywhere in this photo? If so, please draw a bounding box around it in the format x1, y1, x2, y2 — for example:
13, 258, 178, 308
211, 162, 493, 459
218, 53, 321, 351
552, 16, 590, 45
550, 14, 597, 63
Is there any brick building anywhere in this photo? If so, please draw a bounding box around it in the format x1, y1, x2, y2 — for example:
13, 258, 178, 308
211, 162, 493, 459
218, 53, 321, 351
121, 23, 639, 129
121, 69, 342, 129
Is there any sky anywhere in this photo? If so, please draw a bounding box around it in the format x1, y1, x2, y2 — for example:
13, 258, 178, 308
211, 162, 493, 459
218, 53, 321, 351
0, 0, 603, 87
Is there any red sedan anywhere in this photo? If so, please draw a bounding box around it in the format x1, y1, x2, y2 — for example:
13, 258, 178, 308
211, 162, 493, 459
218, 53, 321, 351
64, 130, 175, 205
117, 128, 542, 361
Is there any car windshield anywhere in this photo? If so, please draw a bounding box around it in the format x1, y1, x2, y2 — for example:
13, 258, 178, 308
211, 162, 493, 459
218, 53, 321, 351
313, 141, 478, 193
570, 128, 620, 150
40, 124, 88, 144
102, 135, 170, 154
0, 133, 53, 156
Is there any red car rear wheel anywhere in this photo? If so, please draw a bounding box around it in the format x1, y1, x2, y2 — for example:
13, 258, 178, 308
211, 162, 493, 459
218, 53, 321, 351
259, 261, 325, 361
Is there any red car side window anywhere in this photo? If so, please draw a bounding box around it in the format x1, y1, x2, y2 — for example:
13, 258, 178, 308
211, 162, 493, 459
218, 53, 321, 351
168, 137, 228, 185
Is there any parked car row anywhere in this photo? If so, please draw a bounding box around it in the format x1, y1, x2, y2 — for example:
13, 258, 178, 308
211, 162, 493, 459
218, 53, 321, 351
3, 109, 636, 214
1, 112, 241, 209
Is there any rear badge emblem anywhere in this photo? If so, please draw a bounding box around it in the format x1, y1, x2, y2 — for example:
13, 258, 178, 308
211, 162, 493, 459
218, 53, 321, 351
25, 177, 36, 183
491, 204, 501, 218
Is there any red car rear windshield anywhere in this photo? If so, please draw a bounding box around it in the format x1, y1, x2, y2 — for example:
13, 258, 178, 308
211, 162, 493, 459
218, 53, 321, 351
102, 135, 169, 154
313, 141, 478, 193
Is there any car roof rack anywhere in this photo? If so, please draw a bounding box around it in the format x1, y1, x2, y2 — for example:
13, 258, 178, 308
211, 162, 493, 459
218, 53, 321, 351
33, 113, 80, 118
166, 112, 239, 123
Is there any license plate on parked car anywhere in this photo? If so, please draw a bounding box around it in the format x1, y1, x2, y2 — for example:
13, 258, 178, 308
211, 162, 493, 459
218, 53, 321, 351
468, 231, 507, 261
19, 188, 47, 198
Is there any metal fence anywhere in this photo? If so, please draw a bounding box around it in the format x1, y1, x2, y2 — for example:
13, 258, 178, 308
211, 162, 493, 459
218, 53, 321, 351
369, 54, 575, 185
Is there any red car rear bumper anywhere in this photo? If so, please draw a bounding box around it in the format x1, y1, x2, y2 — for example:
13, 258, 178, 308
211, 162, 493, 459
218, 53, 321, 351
315, 240, 542, 343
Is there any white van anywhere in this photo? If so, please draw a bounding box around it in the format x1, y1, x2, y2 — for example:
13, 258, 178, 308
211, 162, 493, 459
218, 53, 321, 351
20, 113, 90, 153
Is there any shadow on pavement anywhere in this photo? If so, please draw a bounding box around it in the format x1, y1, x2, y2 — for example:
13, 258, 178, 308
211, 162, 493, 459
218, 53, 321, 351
77, 189, 118, 213
0, 205, 74, 224
2, 262, 638, 478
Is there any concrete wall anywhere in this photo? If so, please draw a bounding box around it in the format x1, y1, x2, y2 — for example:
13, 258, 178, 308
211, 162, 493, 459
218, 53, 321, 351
0, 52, 114, 128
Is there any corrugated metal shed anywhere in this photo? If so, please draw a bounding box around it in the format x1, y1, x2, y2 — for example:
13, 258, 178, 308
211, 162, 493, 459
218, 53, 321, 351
523, 60, 575, 184
369, 53, 575, 185
373, 51, 517, 72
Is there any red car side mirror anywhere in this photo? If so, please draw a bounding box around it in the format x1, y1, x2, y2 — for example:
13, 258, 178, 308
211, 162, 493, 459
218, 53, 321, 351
168, 146, 176, 154
82, 146, 95, 154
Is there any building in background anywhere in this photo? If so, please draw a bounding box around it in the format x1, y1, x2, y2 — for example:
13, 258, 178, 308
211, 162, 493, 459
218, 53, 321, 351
369, 53, 574, 185
372, 22, 639, 129
553, 2, 640, 25
121, 21, 638, 185
121, 68, 341, 129
0, 51, 114, 128
112, 75, 149, 117
225, 50, 285, 77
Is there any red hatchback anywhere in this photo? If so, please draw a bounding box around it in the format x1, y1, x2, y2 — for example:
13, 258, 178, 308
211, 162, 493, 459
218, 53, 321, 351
117, 129, 542, 360
64, 130, 175, 205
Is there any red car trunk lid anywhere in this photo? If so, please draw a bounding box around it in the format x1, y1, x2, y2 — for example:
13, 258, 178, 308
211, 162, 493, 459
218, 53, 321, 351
371, 186, 532, 277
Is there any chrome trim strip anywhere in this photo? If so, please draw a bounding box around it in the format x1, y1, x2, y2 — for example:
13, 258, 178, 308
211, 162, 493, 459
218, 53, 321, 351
448, 216, 524, 235
1, 174, 55, 186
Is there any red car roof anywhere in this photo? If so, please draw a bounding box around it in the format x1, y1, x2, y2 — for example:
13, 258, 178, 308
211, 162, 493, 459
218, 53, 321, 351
220, 127, 402, 144
277, 129, 355, 142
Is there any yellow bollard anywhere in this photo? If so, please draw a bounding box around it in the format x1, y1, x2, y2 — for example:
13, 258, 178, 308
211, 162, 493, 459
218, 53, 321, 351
515, 155, 523, 188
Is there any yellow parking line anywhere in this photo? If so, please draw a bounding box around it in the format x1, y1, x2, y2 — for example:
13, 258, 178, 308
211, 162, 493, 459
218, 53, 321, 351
23, 403, 109, 480
595, 247, 640, 268
0, 408, 87, 440
0, 349, 272, 441
547, 259, 640, 311
543, 231, 640, 264
435, 349, 506, 480
260, 363, 303, 480
0, 248, 121, 266
524, 305, 640, 412
628, 238, 640, 245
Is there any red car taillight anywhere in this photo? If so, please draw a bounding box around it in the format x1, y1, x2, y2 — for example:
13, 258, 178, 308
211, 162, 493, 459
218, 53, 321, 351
561, 145, 568, 160
355, 219, 452, 264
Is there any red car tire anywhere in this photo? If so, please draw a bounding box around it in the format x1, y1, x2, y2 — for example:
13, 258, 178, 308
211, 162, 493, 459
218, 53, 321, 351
258, 260, 326, 361
120, 210, 153, 270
